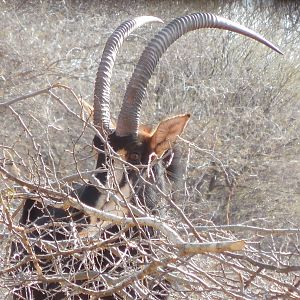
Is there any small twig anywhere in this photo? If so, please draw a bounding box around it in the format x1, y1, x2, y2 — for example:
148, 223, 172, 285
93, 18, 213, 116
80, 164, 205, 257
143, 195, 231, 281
0, 83, 60, 107
191, 224, 300, 235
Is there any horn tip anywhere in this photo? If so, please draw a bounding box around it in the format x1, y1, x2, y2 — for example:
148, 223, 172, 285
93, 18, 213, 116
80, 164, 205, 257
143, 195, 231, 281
134, 16, 164, 25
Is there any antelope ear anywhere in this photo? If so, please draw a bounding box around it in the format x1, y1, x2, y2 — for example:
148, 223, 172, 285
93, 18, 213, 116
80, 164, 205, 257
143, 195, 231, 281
150, 114, 190, 157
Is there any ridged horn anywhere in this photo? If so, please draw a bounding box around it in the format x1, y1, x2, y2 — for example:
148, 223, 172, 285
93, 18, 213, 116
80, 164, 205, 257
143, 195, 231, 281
93, 16, 163, 133
116, 12, 282, 137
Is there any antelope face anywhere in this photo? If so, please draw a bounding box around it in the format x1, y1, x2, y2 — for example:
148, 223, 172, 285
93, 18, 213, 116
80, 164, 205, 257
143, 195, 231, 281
92, 114, 190, 213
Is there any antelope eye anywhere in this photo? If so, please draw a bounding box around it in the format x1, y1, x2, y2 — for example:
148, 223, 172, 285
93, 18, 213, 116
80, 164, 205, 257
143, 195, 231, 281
129, 152, 140, 162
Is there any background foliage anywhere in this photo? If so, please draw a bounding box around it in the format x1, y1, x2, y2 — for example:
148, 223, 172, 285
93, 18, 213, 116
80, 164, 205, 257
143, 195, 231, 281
1, 0, 299, 299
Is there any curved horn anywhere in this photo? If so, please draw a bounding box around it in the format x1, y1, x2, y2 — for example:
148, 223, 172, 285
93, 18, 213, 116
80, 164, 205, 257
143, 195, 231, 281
116, 12, 283, 137
93, 16, 163, 133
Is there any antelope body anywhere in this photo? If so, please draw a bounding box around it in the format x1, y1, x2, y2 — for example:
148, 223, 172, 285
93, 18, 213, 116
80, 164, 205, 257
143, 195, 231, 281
10, 13, 282, 300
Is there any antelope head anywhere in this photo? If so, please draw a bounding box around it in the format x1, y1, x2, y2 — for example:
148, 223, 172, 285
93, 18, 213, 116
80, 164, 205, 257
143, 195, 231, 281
91, 13, 282, 212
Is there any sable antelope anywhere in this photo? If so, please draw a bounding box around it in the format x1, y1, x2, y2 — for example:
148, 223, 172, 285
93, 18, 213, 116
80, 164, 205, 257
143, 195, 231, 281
10, 13, 282, 300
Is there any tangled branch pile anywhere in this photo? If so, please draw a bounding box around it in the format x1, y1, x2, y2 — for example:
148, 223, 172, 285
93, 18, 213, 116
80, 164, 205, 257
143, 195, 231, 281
1, 1, 299, 299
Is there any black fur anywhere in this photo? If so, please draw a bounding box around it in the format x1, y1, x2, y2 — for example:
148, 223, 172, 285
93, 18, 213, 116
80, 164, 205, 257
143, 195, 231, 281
10, 132, 180, 299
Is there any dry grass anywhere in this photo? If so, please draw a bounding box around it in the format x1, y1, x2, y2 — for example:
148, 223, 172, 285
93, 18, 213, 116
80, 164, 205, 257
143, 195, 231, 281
1, 0, 299, 299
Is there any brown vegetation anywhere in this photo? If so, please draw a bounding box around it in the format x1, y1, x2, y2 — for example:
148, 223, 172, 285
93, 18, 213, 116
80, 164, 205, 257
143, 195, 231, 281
1, 1, 299, 299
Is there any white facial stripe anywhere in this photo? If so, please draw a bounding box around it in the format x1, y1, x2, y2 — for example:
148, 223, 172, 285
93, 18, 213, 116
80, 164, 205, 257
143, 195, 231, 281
80, 157, 132, 238
99, 170, 131, 224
